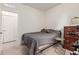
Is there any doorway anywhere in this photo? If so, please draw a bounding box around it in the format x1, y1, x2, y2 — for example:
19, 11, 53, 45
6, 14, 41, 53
2, 11, 18, 44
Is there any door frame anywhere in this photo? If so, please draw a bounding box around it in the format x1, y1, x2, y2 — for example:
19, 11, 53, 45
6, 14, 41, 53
1, 11, 18, 44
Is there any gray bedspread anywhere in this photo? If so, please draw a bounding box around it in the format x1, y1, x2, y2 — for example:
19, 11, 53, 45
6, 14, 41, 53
22, 31, 60, 55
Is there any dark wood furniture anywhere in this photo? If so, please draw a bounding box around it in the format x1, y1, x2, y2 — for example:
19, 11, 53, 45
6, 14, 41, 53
64, 26, 79, 51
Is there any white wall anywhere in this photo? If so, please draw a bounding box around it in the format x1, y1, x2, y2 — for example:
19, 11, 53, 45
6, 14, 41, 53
0, 4, 45, 44
0, 4, 2, 54
45, 3, 79, 43
17, 5, 45, 44
45, 3, 79, 30
1, 3, 79, 44
0, 4, 46, 52
0, 4, 2, 31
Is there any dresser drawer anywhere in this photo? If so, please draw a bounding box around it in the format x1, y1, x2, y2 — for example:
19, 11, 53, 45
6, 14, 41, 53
64, 26, 79, 51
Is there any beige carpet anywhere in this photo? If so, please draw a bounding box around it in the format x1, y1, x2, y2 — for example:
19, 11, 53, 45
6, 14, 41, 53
2, 45, 28, 55
38, 44, 66, 55
1, 44, 71, 55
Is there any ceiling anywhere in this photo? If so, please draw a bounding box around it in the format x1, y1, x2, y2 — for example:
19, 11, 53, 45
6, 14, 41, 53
24, 3, 61, 11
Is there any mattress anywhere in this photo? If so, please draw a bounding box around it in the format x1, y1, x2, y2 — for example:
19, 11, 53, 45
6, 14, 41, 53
22, 31, 61, 55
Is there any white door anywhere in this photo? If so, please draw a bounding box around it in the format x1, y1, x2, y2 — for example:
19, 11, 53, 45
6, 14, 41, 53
2, 11, 18, 43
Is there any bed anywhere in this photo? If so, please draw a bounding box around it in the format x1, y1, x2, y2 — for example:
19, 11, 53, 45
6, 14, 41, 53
21, 29, 61, 55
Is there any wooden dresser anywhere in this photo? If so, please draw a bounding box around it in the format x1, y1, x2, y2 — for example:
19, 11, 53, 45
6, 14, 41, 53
64, 26, 79, 51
